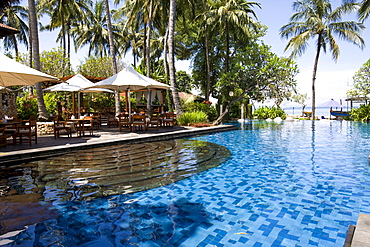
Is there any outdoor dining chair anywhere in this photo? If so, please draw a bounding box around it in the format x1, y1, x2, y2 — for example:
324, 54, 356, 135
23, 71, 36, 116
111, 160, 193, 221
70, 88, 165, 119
0, 128, 9, 148
107, 115, 118, 127
118, 113, 130, 132
131, 114, 147, 131
162, 112, 176, 127
147, 113, 160, 130
15, 118, 37, 145
53, 116, 72, 138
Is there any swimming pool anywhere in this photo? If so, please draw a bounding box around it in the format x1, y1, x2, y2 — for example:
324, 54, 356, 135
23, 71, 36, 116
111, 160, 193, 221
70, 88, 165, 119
1, 120, 370, 246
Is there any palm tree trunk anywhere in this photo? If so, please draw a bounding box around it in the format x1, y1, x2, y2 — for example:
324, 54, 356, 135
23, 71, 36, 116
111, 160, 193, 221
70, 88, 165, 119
146, 0, 153, 78
28, 0, 48, 120
311, 34, 322, 120
225, 20, 229, 73
11, 34, 19, 57
163, 27, 169, 83
168, 0, 183, 115
103, 0, 120, 116
205, 31, 211, 101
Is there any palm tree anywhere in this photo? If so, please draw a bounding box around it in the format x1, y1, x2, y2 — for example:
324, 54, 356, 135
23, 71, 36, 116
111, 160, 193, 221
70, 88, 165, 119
0, 4, 28, 57
102, 0, 120, 115
203, 0, 260, 72
38, 0, 91, 58
280, 0, 365, 119
0, 0, 19, 11
28, 0, 48, 119
359, 0, 370, 21
168, 0, 183, 115
72, 1, 123, 57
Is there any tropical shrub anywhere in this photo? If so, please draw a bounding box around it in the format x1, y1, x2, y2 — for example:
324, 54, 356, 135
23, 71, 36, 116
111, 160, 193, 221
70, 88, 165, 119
177, 111, 208, 126
350, 104, 370, 122
182, 101, 217, 121
253, 106, 287, 120
16, 92, 38, 119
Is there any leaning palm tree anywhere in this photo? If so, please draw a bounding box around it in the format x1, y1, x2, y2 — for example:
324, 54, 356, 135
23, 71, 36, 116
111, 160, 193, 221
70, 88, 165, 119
280, 0, 364, 119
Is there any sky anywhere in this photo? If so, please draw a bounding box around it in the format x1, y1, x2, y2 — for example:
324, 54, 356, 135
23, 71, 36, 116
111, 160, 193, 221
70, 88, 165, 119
7, 0, 370, 108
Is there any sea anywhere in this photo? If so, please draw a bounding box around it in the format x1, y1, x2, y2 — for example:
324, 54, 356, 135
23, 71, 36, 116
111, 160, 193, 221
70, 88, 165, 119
282, 106, 352, 118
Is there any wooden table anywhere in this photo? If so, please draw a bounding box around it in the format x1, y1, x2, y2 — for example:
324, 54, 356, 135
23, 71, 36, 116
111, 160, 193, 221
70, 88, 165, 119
68, 118, 93, 136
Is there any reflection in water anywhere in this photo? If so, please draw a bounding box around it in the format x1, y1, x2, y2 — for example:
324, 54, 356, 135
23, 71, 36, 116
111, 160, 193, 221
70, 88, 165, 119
0, 139, 230, 236
1, 139, 230, 203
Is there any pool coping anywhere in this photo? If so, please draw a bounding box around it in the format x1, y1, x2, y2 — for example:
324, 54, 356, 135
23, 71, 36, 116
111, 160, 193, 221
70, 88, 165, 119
348, 214, 370, 247
0, 124, 237, 165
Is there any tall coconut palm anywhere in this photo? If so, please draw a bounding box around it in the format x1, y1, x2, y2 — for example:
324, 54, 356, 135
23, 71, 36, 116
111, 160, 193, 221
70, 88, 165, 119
28, 0, 48, 119
280, 0, 365, 119
0, 4, 28, 57
204, 0, 260, 72
38, 0, 91, 58
102, 0, 120, 115
359, 0, 370, 21
72, 1, 123, 57
168, 0, 183, 115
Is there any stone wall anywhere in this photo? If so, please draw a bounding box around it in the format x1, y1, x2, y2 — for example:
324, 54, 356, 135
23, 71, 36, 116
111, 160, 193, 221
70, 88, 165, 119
0, 90, 17, 118
37, 122, 54, 135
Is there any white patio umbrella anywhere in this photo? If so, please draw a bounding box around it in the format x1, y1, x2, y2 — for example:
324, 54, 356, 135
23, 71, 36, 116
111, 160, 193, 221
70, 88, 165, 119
318, 99, 345, 108
318, 99, 345, 119
44, 74, 113, 117
0, 53, 60, 86
89, 66, 170, 116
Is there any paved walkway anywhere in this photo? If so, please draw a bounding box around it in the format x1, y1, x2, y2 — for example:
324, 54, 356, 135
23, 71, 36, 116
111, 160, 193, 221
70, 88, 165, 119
0, 124, 237, 165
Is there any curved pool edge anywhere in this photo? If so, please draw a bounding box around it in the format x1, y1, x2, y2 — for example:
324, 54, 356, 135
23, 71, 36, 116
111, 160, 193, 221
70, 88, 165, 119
0, 125, 237, 165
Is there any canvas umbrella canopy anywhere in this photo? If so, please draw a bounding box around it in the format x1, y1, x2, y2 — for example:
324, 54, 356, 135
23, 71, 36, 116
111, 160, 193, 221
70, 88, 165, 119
89, 66, 170, 116
318, 99, 345, 108
0, 53, 60, 86
44, 74, 113, 117
318, 99, 345, 119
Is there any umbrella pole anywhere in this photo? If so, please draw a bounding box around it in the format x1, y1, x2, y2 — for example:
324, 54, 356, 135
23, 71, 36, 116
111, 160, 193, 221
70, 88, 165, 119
78, 92, 81, 118
72, 92, 76, 117
128, 88, 132, 132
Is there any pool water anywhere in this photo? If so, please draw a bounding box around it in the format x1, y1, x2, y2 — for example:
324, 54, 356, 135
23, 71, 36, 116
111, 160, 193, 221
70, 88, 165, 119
1, 120, 370, 246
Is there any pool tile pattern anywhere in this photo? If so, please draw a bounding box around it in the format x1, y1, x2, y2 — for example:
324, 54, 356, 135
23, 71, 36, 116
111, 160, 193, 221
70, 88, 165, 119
2, 121, 370, 246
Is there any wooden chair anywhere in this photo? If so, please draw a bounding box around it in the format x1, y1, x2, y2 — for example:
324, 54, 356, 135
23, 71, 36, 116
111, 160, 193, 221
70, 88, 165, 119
131, 114, 147, 131
53, 116, 72, 138
82, 116, 94, 136
15, 118, 37, 145
147, 113, 161, 130
92, 115, 101, 130
0, 128, 9, 148
107, 115, 118, 127
118, 113, 130, 132
162, 112, 176, 127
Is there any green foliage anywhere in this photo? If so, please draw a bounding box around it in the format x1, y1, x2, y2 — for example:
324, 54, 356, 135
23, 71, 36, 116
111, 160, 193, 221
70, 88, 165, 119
217, 43, 298, 106
177, 111, 208, 126
348, 58, 370, 99
90, 93, 115, 112
18, 48, 74, 77
182, 101, 217, 121
77, 56, 125, 78
16, 92, 38, 119
40, 48, 74, 77
176, 71, 193, 94
350, 104, 370, 122
253, 106, 287, 120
